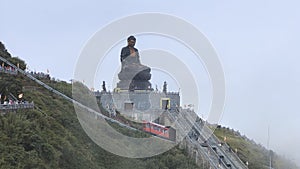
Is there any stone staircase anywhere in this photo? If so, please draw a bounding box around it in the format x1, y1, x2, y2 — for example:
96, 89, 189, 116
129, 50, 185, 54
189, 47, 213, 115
165, 109, 248, 169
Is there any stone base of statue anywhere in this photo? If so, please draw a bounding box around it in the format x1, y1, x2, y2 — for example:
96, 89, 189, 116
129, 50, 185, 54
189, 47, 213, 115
117, 65, 152, 91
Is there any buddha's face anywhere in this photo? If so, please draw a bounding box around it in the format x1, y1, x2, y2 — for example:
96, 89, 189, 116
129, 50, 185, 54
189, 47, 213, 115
128, 39, 136, 47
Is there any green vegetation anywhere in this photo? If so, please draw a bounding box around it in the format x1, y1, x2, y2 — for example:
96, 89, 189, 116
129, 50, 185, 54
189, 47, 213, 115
0, 42, 201, 169
214, 127, 299, 169
0, 76, 201, 169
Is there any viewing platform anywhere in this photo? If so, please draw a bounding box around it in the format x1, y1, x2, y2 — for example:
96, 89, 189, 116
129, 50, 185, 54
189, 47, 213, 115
0, 66, 17, 75
0, 101, 34, 112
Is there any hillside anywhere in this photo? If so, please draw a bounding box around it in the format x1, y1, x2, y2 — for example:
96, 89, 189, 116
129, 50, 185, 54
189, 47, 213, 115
0, 81, 200, 169
0, 41, 298, 169
0, 42, 200, 169
214, 127, 299, 169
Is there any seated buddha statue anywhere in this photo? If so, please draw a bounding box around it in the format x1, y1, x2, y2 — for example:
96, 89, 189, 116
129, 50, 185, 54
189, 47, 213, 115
117, 36, 152, 91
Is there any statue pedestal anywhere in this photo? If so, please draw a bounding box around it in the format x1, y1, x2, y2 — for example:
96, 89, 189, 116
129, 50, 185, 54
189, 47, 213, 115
117, 65, 152, 91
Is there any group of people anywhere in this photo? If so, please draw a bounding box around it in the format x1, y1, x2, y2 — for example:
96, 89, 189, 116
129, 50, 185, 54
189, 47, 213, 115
0, 98, 34, 110
1, 99, 32, 105
28, 71, 50, 80
0, 92, 34, 109
0, 64, 17, 74
105, 103, 116, 118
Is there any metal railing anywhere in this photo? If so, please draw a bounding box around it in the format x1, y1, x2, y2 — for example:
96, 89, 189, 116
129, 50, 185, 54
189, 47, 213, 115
0, 55, 137, 131
0, 102, 34, 110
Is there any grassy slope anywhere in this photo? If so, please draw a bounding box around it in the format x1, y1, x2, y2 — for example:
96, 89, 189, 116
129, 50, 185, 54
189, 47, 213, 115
214, 127, 299, 169
0, 76, 200, 169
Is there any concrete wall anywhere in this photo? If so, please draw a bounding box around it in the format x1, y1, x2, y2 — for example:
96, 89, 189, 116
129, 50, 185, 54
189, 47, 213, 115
97, 91, 179, 110
95, 91, 180, 121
